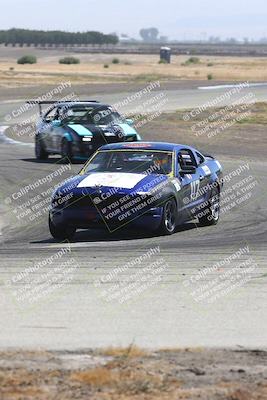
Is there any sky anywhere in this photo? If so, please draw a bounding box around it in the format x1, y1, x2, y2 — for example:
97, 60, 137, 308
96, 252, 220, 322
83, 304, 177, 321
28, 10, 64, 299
0, 0, 267, 40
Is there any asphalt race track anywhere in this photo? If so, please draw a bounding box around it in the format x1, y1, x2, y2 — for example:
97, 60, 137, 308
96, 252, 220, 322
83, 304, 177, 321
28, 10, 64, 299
0, 85, 266, 350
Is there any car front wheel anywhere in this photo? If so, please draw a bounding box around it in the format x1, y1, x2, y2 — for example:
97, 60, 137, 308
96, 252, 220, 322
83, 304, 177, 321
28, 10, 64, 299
158, 198, 177, 235
199, 187, 220, 226
35, 136, 48, 160
49, 215, 76, 241
61, 139, 73, 163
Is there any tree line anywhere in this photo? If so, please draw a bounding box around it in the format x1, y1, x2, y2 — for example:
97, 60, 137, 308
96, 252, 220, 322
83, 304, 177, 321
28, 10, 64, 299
0, 28, 118, 46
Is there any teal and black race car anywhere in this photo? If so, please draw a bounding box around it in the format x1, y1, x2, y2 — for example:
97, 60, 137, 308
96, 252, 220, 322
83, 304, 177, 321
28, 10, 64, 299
28, 100, 141, 162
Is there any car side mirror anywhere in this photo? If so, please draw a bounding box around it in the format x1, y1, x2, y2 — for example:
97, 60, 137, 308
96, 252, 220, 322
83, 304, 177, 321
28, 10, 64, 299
126, 118, 134, 126
180, 166, 197, 176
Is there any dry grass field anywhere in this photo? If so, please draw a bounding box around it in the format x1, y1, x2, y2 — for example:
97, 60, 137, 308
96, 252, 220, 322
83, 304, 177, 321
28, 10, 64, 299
1, 47, 267, 86
0, 347, 266, 400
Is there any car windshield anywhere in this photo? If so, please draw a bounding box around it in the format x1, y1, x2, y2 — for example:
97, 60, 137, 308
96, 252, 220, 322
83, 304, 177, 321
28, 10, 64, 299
60, 105, 125, 125
82, 150, 173, 175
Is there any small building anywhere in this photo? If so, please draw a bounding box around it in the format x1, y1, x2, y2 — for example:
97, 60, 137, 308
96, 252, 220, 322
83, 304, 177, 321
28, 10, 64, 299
160, 47, 171, 63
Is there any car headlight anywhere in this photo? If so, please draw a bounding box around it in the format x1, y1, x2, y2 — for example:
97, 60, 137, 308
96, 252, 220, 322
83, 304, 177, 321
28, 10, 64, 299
82, 137, 92, 142
104, 132, 116, 137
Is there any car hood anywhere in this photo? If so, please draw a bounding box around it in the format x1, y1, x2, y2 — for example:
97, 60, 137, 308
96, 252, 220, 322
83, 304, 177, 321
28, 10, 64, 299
66, 123, 137, 137
55, 172, 168, 198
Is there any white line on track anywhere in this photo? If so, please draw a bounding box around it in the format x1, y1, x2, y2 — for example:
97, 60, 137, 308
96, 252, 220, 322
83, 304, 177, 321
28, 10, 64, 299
0, 126, 33, 146
198, 82, 267, 90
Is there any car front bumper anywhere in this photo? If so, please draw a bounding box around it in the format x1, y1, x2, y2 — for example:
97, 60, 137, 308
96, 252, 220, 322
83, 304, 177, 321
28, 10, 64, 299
71, 134, 138, 160
49, 205, 163, 232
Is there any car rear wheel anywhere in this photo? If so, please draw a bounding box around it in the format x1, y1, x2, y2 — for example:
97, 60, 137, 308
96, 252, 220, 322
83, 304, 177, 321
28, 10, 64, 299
61, 139, 73, 163
158, 198, 177, 235
35, 136, 48, 160
49, 215, 76, 241
199, 187, 220, 226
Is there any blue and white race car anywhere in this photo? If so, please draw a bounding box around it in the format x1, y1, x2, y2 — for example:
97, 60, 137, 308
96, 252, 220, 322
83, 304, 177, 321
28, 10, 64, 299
49, 142, 223, 239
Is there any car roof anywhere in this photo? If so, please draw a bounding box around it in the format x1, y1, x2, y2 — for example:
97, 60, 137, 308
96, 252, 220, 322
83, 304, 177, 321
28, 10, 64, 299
99, 142, 195, 152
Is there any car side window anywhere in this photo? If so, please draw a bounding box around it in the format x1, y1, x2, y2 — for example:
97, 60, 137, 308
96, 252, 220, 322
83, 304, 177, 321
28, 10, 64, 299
196, 151, 205, 165
44, 107, 59, 122
177, 149, 197, 172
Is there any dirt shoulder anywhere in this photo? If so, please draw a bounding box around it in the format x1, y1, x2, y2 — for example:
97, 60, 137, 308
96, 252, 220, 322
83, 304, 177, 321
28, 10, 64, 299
0, 347, 266, 400
139, 102, 267, 159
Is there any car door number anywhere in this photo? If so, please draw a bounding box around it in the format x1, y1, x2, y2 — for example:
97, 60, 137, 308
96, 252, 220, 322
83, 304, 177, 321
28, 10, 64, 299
190, 179, 200, 200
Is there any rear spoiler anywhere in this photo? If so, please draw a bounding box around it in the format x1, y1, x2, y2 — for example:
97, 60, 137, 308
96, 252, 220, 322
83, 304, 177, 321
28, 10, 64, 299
26, 100, 99, 117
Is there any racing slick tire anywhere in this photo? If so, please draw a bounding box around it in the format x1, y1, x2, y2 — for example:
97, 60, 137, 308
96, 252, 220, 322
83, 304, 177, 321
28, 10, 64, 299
35, 136, 48, 160
49, 215, 76, 241
158, 198, 177, 235
61, 139, 73, 163
198, 187, 220, 226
